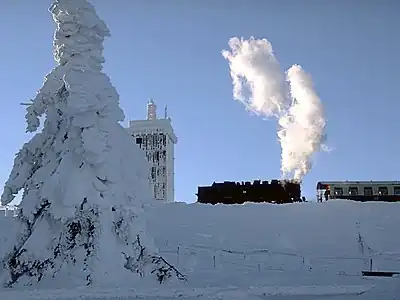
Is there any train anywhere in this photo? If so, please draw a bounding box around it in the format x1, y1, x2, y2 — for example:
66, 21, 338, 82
197, 179, 304, 205
317, 181, 400, 202
197, 180, 400, 204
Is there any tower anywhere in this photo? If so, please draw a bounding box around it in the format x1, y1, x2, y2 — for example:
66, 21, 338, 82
127, 99, 177, 203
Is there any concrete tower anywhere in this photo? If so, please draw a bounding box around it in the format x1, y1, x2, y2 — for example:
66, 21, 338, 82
128, 99, 177, 203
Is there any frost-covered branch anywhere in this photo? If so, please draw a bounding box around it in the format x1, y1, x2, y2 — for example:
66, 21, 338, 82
122, 235, 187, 284
1, 134, 46, 206
25, 66, 66, 132
150, 255, 187, 284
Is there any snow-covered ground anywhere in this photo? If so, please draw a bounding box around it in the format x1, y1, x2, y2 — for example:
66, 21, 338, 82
1, 200, 400, 299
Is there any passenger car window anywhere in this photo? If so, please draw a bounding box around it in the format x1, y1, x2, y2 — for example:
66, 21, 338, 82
394, 187, 400, 195
334, 187, 343, 196
378, 186, 388, 195
364, 187, 373, 196
349, 187, 358, 195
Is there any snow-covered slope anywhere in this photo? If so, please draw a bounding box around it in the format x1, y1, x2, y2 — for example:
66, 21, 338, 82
145, 201, 400, 294
1, 200, 400, 298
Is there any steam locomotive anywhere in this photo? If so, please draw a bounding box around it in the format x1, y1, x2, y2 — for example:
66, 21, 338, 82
197, 180, 400, 204
197, 179, 304, 205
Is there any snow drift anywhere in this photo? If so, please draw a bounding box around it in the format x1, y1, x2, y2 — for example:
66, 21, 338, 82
145, 201, 400, 298
2, 200, 400, 298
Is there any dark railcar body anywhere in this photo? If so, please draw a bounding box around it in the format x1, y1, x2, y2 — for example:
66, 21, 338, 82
197, 180, 302, 205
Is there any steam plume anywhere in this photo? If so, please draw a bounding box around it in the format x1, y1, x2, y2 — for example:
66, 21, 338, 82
278, 65, 326, 180
221, 37, 288, 117
222, 37, 327, 180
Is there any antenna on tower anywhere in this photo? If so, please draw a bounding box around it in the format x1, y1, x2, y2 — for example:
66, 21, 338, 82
164, 105, 168, 119
147, 98, 157, 120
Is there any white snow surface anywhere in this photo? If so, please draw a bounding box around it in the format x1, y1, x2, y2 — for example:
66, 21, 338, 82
0, 0, 397, 298
1, 200, 400, 298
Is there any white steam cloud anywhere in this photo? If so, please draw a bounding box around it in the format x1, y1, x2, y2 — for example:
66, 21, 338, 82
278, 65, 327, 180
221, 37, 288, 117
222, 37, 327, 181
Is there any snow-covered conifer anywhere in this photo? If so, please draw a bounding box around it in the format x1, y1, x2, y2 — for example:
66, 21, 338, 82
0, 0, 185, 288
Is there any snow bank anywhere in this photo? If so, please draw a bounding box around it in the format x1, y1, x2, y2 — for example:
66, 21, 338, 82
146, 201, 400, 289
0, 284, 378, 299
1, 200, 400, 298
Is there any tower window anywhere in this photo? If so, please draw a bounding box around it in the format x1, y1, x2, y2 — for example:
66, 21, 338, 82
136, 137, 143, 144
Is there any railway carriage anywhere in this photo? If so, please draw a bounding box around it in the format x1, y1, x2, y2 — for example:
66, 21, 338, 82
316, 181, 400, 202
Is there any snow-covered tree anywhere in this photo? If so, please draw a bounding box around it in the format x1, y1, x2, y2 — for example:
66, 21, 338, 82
0, 0, 185, 288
